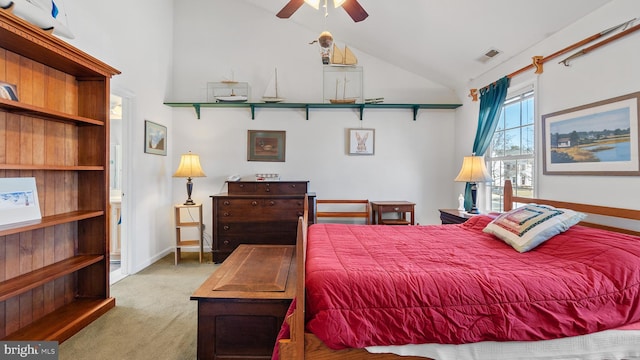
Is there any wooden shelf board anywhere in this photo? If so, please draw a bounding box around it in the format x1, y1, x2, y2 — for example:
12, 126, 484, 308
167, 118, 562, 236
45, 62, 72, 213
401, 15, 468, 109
3, 297, 116, 342
0, 210, 104, 237
0, 255, 104, 301
379, 219, 411, 225
0, 98, 104, 126
0, 164, 104, 171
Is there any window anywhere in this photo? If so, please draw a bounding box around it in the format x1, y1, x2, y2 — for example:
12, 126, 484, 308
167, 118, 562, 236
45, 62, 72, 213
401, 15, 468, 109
487, 87, 535, 211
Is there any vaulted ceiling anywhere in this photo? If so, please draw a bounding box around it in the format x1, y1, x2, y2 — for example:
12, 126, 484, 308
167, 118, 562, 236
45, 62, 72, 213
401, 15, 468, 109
242, 0, 614, 90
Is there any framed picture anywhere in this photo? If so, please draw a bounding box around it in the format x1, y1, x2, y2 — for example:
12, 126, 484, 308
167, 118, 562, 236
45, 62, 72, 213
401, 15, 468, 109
0, 81, 19, 101
144, 120, 167, 156
247, 130, 286, 162
348, 128, 375, 155
0, 177, 41, 226
542, 92, 640, 175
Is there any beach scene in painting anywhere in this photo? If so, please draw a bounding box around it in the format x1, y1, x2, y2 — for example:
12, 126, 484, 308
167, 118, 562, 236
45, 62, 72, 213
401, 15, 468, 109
549, 107, 631, 164
0, 190, 36, 209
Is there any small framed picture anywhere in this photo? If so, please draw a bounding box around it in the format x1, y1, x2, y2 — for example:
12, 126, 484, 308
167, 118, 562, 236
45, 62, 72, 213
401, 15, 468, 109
144, 120, 167, 156
348, 128, 375, 155
0, 177, 41, 226
247, 130, 286, 162
0, 81, 19, 101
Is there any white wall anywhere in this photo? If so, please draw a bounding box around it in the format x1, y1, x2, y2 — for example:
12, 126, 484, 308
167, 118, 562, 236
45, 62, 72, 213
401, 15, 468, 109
170, 0, 461, 233
455, 0, 640, 213
63, 0, 176, 272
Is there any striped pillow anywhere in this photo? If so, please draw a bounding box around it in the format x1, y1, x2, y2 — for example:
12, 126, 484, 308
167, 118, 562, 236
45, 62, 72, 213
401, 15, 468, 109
483, 204, 586, 252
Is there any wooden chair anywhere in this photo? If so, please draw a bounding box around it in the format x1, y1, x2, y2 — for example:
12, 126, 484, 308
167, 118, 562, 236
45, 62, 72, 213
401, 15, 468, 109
315, 199, 371, 225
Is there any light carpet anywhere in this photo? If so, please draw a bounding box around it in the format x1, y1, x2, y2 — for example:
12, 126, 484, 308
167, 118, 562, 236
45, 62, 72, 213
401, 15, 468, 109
59, 252, 218, 360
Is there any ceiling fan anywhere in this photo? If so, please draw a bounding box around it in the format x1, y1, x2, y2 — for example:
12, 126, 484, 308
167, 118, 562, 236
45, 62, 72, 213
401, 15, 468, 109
276, 0, 369, 23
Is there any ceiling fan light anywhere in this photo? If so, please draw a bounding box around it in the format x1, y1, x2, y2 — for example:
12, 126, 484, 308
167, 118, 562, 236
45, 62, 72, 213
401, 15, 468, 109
304, 0, 320, 10
333, 0, 347, 7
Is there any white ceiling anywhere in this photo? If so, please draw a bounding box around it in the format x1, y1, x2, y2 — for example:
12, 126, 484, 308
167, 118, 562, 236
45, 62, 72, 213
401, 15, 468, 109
242, 0, 614, 90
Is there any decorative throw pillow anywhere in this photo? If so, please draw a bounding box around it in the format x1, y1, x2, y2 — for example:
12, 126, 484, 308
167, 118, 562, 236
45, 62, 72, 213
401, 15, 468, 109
483, 204, 586, 252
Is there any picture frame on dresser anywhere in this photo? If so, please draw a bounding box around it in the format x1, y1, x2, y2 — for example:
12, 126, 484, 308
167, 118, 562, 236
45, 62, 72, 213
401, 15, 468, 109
247, 130, 286, 162
144, 120, 167, 155
542, 91, 640, 176
348, 128, 375, 155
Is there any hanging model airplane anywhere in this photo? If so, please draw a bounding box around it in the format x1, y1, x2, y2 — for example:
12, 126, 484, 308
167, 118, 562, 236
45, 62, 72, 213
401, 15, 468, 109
276, 0, 368, 23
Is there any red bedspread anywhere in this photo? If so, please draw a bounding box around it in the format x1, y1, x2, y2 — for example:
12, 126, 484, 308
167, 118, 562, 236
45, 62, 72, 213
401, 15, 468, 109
305, 216, 640, 350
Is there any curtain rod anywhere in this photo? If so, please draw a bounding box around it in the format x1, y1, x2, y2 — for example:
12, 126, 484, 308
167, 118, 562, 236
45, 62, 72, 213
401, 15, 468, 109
469, 18, 638, 101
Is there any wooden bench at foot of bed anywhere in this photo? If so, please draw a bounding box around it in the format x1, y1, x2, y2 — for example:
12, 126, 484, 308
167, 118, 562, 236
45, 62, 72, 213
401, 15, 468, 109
278, 180, 640, 360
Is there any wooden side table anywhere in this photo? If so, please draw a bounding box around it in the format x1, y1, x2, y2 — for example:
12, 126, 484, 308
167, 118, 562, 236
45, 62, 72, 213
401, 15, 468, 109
175, 203, 203, 264
438, 208, 475, 224
370, 201, 415, 225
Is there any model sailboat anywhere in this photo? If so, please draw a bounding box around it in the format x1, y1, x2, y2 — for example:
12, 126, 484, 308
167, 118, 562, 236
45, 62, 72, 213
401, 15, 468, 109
331, 44, 357, 65
329, 74, 357, 104
262, 68, 284, 103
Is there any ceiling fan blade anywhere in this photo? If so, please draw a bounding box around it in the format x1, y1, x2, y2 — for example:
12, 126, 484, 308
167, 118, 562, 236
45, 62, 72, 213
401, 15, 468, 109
276, 0, 305, 18
341, 0, 368, 22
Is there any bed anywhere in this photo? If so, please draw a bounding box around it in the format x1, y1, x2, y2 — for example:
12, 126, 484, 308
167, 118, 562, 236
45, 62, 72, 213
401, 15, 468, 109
276, 180, 640, 360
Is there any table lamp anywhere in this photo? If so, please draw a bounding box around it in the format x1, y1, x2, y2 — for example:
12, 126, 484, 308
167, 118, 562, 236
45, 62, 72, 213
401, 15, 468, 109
454, 155, 492, 214
173, 151, 206, 205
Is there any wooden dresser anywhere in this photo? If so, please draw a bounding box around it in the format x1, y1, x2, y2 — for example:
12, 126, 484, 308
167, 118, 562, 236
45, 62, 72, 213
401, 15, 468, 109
210, 181, 314, 263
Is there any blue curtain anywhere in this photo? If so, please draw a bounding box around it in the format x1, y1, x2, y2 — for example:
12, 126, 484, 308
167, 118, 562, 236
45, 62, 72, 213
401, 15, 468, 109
464, 76, 510, 211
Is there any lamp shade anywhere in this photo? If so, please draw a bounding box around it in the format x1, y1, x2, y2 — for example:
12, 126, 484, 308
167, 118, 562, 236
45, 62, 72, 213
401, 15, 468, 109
173, 152, 206, 178
454, 155, 492, 183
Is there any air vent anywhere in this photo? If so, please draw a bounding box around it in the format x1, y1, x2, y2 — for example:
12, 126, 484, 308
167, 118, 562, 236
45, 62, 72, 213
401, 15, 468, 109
476, 48, 502, 63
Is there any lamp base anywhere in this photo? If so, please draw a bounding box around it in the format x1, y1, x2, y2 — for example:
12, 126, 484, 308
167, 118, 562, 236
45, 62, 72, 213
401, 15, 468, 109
469, 182, 480, 214
183, 177, 196, 206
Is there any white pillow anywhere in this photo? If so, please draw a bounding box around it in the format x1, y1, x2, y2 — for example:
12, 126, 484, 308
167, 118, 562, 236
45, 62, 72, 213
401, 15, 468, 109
483, 204, 586, 252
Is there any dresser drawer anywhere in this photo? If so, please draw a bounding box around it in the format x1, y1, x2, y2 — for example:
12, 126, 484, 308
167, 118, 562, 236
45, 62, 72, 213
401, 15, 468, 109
228, 181, 308, 195
217, 198, 305, 221
217, 227, 297, 252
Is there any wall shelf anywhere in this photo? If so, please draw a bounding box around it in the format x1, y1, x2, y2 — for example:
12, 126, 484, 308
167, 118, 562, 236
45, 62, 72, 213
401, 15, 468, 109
164, 102, 462, 120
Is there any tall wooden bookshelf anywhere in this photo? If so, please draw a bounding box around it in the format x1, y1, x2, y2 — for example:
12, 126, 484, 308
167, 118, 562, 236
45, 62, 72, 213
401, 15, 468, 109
0, 10, 120, 341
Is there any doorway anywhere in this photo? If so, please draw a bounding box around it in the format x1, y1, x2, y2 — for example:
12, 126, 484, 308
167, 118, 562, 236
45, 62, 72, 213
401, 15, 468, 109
109, 92, 130, 284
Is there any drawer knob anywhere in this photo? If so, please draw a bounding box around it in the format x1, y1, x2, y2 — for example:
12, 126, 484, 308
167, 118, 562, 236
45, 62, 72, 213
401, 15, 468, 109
223, 201, 230, 206
239, 184, 244, 188
394, 207, 400, 211
297, 211, 303, 216
251, 201, 258, 206
223, 225, 230, 230
269, 201, 275, 206
266, 188, 271, 192
223, 240, 230, 245
291, 184, 296, 188
223, 212, 231, 217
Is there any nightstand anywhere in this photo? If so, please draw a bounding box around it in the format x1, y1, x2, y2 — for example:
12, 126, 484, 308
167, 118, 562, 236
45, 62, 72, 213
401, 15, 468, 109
438, 209, 475, 224
175, 203, 204, 264
371, 201, 415, 225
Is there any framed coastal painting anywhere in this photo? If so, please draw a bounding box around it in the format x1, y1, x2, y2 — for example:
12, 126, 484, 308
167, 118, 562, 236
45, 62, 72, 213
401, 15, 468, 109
144, 120, 167, 156
348, 128, 375, 155
542, 92, 640, 175
0, 177, 41, 226
247, 130, 286, 162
